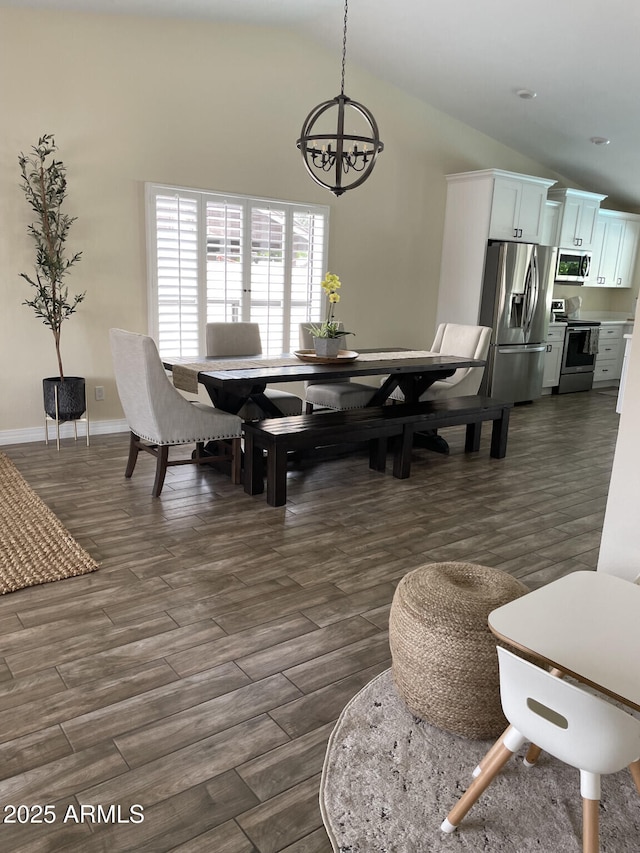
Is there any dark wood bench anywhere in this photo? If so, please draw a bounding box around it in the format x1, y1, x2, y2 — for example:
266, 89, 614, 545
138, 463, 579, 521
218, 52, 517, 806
242, 395, 513, 506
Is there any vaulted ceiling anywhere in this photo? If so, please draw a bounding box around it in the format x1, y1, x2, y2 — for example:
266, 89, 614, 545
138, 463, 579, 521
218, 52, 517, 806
5, 0, 640, 207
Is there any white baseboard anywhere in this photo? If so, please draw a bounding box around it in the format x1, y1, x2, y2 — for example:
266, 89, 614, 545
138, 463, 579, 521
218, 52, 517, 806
0, 419, 129, 447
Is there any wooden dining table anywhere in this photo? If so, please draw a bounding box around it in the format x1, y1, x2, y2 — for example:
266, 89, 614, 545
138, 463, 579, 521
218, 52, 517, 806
163, 348, 485, 418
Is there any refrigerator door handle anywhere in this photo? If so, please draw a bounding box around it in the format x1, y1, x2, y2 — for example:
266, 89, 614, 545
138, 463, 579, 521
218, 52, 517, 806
522, 250, 539, 338
497, 345, 547, 353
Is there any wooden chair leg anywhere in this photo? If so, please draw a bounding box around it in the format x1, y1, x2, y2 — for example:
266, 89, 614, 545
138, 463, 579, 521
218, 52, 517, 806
125, 432, 140, 478
582, 798, 599, 853
442, 728, 526, 833
473, 724, 512, 777
628, 759, 640, 796
230, 437, 242, 485
524, 743, 543, 767
304, 402, 314, 414
152, 445, 170, 497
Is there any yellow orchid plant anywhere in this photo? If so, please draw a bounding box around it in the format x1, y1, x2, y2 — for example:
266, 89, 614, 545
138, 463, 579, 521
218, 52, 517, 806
307, 272, 354, 339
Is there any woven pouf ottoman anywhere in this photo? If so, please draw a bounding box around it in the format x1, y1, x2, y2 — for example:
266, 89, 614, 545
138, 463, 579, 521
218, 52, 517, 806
389, 561, 528, 739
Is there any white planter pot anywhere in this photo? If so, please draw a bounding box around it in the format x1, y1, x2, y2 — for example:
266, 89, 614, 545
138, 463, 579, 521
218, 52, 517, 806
313, 337, 341, 357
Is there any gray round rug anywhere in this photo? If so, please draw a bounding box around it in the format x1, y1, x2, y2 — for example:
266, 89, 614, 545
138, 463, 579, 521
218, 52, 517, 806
320, 669, 640, 852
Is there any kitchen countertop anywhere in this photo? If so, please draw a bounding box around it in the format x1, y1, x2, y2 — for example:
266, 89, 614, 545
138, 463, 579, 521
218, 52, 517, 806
579, 313, 635, 324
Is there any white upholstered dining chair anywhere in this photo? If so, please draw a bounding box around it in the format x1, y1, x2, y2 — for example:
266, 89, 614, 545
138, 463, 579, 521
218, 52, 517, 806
298, 323, 376, 412
109, 328, 242, 497
388, 323, 492, 402
206, 322, 302, 418
441, 646, 640, 853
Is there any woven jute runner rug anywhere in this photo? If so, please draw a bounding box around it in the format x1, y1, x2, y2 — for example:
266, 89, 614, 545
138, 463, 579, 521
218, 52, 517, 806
0, 452, 98, 594
320, 668, 640, 852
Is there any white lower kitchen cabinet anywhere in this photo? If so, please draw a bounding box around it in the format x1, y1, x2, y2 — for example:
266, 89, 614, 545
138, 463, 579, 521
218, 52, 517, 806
542, 324, 566, 388
594, 323, 624, 384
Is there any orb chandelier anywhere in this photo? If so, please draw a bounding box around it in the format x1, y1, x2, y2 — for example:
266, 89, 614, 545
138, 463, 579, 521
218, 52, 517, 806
296, 0, 384, 197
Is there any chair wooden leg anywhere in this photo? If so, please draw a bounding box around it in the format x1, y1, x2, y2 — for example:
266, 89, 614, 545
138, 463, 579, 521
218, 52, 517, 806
152, 446, 170, 497
628, 759, 640, 796
230, 437, 242, 485
524, 743, 543, 767
442, 737, 522, 832
473, 724, 512, 777
582, 798, 599, 853
304, 402, 314, 414
125, 432, 140, 478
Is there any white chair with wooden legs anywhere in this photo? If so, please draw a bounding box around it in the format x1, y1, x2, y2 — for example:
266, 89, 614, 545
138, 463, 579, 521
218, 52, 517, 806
388, 322, 492, 402
441, 647, 640, 853
109, 329, 242, 497
299, 323, 376, 413
206, 322, 302, 418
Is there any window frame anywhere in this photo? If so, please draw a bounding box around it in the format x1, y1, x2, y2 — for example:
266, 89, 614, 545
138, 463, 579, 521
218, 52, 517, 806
145, 182, 330, 357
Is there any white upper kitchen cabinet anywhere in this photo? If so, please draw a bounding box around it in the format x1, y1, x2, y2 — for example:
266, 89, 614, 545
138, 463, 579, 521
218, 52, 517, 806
541, 201, 561, 247
489, 172, 556, 243
586, 214, 624, 286
436, 169, 556, 326
615, 217, 640, 288
546, 188, 607, 250
584, 210, 640, 289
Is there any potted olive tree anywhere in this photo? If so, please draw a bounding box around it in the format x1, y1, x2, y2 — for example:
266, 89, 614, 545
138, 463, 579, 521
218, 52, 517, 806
19, 133, 86, 420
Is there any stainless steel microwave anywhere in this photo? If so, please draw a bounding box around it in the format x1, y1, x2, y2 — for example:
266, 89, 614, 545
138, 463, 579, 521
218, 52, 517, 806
555, 249, 591, 284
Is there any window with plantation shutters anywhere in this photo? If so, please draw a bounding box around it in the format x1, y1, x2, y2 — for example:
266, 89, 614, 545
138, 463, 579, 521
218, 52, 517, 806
146, 184, 329, 357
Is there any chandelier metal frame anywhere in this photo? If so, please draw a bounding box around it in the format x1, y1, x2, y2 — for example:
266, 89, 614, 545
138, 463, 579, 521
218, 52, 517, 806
296, 0, 384, 196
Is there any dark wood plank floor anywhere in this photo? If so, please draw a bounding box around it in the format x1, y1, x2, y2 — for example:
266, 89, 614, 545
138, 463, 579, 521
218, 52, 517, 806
0, 390, 619, 852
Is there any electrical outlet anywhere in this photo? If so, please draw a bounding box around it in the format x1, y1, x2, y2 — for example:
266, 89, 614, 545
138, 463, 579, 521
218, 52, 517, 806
94, 386, 105, 401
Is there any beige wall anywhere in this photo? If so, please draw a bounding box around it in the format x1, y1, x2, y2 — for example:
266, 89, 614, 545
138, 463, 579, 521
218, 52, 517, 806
0, 7, 628, 436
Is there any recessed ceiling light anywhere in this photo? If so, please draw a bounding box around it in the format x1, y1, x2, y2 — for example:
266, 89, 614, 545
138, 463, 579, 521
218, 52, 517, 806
515, 89, 537, 100
590, 136, 611, 146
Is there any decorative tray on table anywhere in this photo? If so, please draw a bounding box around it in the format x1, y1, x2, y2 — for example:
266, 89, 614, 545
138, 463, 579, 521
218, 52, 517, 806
293, 349, 359, 364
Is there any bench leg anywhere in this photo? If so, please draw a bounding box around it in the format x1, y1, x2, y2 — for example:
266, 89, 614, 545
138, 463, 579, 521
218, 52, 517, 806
393, 425, 414, 479
243, 434, 265, 496
266, 445, 288, 507
369, 437, 387, 472
465, 421, 482, 453
490, 408, 510, 459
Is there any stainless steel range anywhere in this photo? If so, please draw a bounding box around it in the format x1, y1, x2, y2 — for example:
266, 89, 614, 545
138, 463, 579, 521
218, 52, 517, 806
551, 301, 601, 394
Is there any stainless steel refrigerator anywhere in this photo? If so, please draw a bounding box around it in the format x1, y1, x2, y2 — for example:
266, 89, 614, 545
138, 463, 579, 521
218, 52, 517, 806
479, 241, 557, 403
